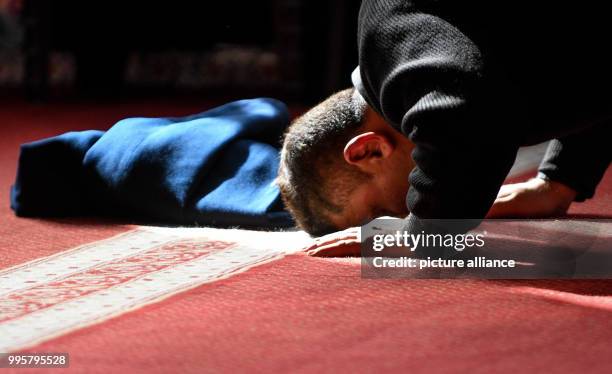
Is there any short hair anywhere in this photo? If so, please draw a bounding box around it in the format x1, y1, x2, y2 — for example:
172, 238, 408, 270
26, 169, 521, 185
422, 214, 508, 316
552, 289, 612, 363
277, 88, 369, 236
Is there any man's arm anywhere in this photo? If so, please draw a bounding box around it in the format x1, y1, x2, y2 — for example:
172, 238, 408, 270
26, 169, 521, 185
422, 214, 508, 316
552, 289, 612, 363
355, 0, 518, 227
489, 121, 612, 219
538, 123, 612, 202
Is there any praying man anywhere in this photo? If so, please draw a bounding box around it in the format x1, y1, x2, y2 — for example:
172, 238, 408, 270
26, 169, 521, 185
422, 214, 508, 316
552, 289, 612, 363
277, 0, 611, 256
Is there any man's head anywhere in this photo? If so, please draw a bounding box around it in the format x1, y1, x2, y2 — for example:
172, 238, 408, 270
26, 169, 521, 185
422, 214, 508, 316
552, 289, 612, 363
277, 88, 415, 236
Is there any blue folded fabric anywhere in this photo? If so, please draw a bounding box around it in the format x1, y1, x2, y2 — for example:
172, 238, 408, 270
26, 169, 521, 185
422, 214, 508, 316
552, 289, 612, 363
11, 98, 294, 228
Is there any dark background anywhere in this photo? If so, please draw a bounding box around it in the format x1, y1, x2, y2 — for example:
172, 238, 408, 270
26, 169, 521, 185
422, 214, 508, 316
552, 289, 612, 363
1, 0, 361, 104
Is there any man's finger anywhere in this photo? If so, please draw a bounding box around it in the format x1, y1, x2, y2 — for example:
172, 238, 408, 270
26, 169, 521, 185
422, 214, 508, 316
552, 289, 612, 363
494, 192, 518, 204
496, 184, 518, 198
306, 238, 360, 254
303, 229, 359, 251
303, 235, 359, 251
307, 242, 361, 257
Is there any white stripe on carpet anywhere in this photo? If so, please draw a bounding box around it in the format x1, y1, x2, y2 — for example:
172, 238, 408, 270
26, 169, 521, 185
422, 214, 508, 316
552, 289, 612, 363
0, 226, 311, 352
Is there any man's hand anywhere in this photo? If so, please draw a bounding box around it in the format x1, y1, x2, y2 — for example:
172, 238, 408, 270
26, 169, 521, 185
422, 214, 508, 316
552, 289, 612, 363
487, 177, 577, 218
304, 227, 361, 257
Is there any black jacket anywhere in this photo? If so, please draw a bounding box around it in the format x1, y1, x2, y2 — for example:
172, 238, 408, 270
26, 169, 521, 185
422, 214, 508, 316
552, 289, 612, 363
353, 0, 611, 226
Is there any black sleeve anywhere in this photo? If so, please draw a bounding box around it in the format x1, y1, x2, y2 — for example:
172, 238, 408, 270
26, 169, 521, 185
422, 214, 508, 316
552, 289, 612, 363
538, 122, 611, 201
356, 0, 519, 224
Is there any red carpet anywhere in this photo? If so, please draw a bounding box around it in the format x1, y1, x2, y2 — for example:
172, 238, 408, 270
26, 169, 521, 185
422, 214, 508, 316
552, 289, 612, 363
23, 257, 612, 373
1, 100, 611, 373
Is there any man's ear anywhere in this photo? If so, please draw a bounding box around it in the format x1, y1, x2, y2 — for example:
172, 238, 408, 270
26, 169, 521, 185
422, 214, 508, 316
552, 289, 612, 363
343, 132, 394, 171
